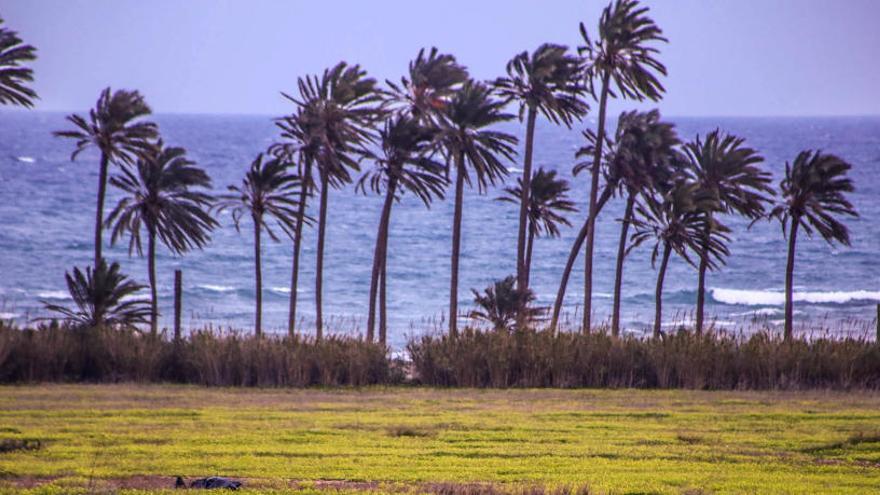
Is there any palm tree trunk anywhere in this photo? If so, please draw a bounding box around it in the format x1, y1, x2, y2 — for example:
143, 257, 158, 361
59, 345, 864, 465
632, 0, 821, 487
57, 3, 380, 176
315, 171, 329, 340
653, 242, 672, 339
449, 150, 465, 338
784, 220, 799, 341
379, 249, 388, 346
287, 158, 312, 336
524, 227, 535, 289
695, 227, 710, 336
611, 194, 635, 337
254, 216, 263, 338
368, 179, 396, 341
582, 72, 612, 333
549, 186, 613, 332
517, 105, 538, 292
148, 226, 158, 336
94, 153, 110, 266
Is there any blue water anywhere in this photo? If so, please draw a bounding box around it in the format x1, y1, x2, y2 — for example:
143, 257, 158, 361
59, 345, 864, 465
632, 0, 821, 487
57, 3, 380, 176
1, 111, 879, 345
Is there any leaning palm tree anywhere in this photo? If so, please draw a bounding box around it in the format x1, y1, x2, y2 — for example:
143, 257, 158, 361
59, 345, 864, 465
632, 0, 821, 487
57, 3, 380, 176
43, 259, 151, 331
358, 115, 447, 344
106, 141, 217, 335
217, 154, 301, 337
386, 47, 469, 122
767, 151, 857, 340
573, 0, 667, 333
601, 110, 681, 336
54, 88, 158, 266
629, 180, 728, 338
494, 43, 588, 295
499, 168, 577, 286
437, 80, 518, 337
684, 130, 773, 334
0, 17, 37, 107
295, 62, 384, 337
469, 275, 544, 332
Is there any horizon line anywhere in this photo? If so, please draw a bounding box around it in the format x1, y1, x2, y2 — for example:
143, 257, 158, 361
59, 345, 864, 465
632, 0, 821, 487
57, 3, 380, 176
3, 108, 880, 120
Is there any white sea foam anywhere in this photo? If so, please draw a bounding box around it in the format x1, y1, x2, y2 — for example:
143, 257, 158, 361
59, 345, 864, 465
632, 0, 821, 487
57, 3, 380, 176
270, 286, 290, 294
0, 312, 19, 319
506, 166, 524, 173
36, 290, 70, 299
16, 156, 35, 163
196, 284, 235, 293
712, 288, 880, 306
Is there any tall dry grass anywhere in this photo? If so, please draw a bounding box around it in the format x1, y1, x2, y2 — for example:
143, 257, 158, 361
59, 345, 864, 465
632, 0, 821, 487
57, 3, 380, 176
0, 322, 393, 386
406, 328, 880, 389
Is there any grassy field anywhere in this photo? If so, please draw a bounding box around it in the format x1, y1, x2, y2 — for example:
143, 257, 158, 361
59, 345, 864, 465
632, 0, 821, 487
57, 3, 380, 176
0, 386, 878, 494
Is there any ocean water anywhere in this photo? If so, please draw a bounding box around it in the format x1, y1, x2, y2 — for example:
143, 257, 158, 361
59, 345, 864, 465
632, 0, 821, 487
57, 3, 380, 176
1, 111, 878, 346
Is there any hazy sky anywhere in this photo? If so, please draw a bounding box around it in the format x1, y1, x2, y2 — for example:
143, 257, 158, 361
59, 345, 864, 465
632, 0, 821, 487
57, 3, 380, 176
3, 0, 879, 116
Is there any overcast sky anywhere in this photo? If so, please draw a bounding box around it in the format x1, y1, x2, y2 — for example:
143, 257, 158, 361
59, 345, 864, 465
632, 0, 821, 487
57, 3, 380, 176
3, 0, 878, 116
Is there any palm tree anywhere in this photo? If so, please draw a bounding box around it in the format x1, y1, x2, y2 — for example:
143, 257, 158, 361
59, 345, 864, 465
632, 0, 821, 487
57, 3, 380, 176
217, 154, 301, 337
767, 151, 857, 340
601, 110, 681, 336
43, 259, 151, 330
106, 141, 217, 335
292, 62, 384, 338
387, 47, 469, 123
469, 275, 543, 332
684, 130, 772, 334
53, 88, 158, 266
438, 80, 518, 337
358, 115, 447, 344
629, 180, 728, 338
493, 44, 588, 295
0, 17, 37, 107
499, 168, 577, 287
574, 0, 667, 333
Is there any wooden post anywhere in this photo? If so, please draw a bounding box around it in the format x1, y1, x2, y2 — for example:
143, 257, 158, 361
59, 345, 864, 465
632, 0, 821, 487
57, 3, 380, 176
174, 270, 182, 341
876, 303, 879, 343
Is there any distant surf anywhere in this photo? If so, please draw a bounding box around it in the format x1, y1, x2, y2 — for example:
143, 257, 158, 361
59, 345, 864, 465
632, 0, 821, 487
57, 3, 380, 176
711, 288, 880, 306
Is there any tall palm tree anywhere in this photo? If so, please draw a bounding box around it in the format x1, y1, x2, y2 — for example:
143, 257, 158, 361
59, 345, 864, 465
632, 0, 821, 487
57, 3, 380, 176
272, 99, 321, 336
469, 276, 543, 332
629, 180, 728, 338
438, 80, 517, 337
600, 110, 681, 336
493, 44, 588, 295
499, 168, 577, 287
106, 141, 217, 335
684, 130, 773, 334
767, 151, 857, 340
387, 47, 469, 123
0, 17, 37, 108
293, 62, 384, 338
43, 259, 151, 331
358, 115, 447, 344
217, 155, 301, 337
574, 0, 667, 333
54, 88, 158, 266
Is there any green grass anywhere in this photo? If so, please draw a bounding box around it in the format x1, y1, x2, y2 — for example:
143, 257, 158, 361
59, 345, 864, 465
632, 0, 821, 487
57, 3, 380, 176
0, 385, 879, 494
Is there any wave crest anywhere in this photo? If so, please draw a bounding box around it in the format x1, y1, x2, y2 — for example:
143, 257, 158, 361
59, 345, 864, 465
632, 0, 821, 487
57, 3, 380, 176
711, 288, 880, 306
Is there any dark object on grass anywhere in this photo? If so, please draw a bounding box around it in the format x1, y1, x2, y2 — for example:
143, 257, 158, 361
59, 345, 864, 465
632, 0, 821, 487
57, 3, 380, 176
0, 438, 42, 453
175, 476, 242, 490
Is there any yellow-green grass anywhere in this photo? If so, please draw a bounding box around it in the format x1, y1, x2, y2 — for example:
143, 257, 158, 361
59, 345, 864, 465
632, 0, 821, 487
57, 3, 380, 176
0, 385, 879, 494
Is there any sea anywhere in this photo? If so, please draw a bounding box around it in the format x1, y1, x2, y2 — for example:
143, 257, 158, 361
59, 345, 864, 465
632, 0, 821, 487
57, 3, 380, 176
1, 111, 878, 347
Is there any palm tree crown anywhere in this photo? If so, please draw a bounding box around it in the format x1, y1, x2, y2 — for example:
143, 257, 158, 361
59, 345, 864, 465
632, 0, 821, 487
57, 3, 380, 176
494, 43, 589, 126
469, 276, 543, 332
0, 17, 37, 107
500, 168, 576, 239
580, 0, 668, 101
107, 142, 217, 256
43, 260, 151, 330
439, 80, 518, 191
218, 155, 301, 239
387, 47, 469, 121
54, 88, 157, 164
769, 151, 857, 243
